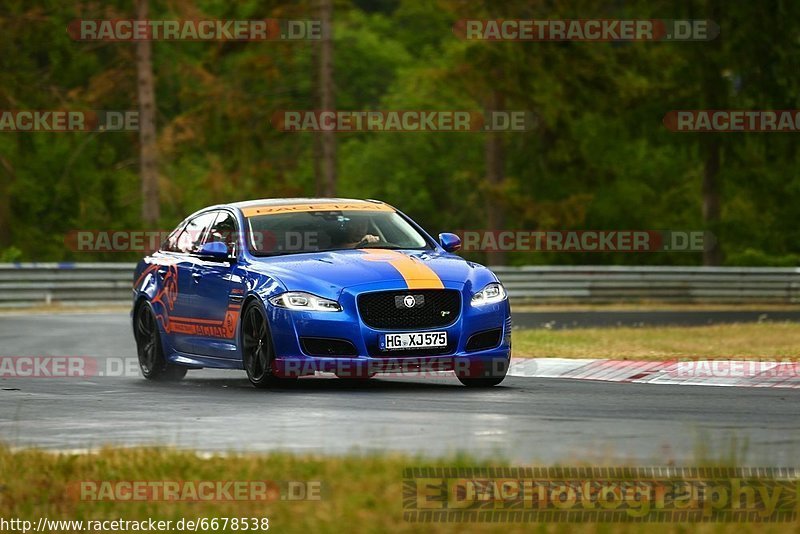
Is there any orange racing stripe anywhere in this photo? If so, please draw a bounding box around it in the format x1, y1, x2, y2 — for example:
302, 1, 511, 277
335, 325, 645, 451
362, 249, 444, 290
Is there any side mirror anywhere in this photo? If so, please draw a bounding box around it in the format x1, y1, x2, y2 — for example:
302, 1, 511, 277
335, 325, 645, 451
197, 241, 231, 261
438, 233, 462, 253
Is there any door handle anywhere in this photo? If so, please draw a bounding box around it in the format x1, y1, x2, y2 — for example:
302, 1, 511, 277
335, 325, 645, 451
157, 268, 167, 279
191, 271, 202, 282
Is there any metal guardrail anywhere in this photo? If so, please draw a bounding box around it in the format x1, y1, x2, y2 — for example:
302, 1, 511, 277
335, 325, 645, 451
0, 263, 136, 307
492, 265, 800, 303
1, 263, 800, 307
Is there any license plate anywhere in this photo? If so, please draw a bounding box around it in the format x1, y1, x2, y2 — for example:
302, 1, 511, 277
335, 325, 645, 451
381, 331, 447, 351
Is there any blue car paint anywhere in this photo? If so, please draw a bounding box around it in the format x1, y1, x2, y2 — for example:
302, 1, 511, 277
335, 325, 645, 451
132, 200, 511, 377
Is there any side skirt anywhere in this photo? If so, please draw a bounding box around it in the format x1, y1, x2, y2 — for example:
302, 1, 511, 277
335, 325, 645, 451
166, 350, 244, 370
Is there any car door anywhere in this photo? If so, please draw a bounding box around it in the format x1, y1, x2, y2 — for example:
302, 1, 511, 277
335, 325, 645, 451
159, 211, 218, 354
190, 210, 246, 359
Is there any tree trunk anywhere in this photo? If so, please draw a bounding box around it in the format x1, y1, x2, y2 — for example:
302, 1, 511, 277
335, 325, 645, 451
317, 0, 336, 197
700, 0, 723, 266
0, 155, 13, 248
310, 40, 323, 195
702, 139, 723, 265
136, 0, 159, 225
484, 88, 506, 266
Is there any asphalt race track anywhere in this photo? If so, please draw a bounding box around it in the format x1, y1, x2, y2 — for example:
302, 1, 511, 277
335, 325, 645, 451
0, 312, 798, 465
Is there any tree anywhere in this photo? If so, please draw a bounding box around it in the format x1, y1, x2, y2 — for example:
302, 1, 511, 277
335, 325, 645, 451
699, 0, 725, 266
135, 0, 159, 224
484, 83, 507, 266
317, 0, 336, 196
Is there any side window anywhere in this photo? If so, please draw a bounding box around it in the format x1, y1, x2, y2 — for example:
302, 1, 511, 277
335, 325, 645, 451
176, 212, 217, 254
161, 223, 185, 253
205, 211, 239, 256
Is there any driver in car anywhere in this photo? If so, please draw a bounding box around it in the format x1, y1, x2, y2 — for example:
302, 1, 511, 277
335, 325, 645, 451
343, 218, 379, 247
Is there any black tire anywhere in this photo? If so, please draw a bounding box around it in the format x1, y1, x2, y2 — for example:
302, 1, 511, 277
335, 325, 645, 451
457, 376, 506, 387
456, 357, 509, 387
135, 302, 187, 381
241, 302, 279, 388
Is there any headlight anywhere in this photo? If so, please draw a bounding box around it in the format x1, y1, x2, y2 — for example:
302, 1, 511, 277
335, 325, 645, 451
471, 282, 507, 306
269, 292, 342, 312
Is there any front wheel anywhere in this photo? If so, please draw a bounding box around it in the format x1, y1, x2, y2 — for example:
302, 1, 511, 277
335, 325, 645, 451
456, 357, 508, 387
241, 302, 279, 388
457, 376, 506, 387
135, 303, 187, 381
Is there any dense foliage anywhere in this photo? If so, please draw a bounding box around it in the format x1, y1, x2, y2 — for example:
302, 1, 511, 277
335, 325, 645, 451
1, 0, 798, 265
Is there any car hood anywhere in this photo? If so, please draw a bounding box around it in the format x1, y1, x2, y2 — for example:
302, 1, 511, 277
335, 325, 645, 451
248, 249, 495, 299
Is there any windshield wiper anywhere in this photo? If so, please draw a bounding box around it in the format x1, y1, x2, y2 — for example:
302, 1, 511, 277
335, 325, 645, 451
355, 245, 427, 250
252, 245, 430, 256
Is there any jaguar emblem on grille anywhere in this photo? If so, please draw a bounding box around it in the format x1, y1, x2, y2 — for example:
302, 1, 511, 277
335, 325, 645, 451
395, 294, 425, 309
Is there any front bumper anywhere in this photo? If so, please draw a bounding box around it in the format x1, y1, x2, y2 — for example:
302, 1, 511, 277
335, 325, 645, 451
266, 282, 511, 378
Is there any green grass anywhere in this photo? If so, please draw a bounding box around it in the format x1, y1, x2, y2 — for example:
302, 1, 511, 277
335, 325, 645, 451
512, 322, 800, 360
0, 446, 796, 533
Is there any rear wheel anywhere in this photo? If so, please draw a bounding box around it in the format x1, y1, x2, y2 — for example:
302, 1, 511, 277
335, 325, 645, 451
135, 303, 187, 381
242, 302, 278, 388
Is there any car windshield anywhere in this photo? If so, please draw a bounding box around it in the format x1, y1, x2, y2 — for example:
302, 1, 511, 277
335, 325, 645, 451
247, 210, 431, 256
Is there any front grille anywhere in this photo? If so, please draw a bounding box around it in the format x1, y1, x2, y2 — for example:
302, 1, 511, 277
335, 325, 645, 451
300, 337, 358, 357
465, 328, 503, 352
357, 289, 461, 330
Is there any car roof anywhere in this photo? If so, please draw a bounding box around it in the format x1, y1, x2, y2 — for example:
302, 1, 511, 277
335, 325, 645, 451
230, 197, 388, 209
229, 198, 396, 217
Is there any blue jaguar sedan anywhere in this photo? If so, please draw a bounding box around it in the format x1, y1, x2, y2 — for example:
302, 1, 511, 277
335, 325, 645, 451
132, 198, 511, 387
